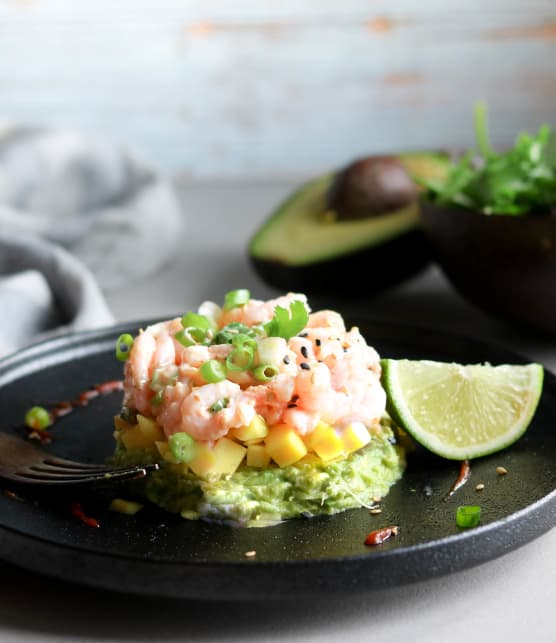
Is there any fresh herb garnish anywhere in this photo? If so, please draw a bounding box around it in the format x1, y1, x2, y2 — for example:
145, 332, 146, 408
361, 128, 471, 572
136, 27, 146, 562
265, 300, 309, 340
423, 103, 556, 215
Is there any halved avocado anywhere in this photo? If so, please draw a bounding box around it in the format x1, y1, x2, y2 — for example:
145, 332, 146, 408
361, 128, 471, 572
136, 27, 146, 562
249, 153, 451, 296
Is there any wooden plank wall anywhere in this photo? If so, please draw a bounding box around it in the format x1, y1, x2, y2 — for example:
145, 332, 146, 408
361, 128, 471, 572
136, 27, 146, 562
0, 0, 555, 176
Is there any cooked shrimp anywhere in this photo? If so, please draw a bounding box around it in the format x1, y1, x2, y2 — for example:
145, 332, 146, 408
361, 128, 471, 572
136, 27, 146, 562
163, 381, 256, 441
218, 293, 308, 328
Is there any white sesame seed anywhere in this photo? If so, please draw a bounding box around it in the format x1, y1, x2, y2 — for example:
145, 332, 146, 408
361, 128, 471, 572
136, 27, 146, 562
244, 550, 257, 558
496, 466, 508, 475
476, 483, 485, 491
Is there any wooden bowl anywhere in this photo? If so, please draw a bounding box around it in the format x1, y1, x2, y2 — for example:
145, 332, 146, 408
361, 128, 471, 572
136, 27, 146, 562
420, 201, 556, 335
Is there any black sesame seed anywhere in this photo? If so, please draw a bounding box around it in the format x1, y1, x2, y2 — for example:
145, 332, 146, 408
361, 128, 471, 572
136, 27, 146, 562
315, 339, 321, 347
300, 346, 308, 358
287, 403, 297, 408
283, 355, 290, 365
300, 362, 310, 370
299, 332, 308, 338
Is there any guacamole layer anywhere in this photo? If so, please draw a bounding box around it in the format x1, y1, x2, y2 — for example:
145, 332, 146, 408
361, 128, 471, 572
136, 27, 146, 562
113, 425, 404, 526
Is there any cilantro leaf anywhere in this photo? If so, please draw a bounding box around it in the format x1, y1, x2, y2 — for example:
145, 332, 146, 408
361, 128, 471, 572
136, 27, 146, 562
422, 102, 556, 216
265, 300, 309, 340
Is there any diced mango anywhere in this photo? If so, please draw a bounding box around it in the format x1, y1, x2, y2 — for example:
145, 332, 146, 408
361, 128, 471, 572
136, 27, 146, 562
137, 414, 165, 443
212, 438, 247, 474
187, 442, 217, 477
109, 498, 144, 515
121, 426, 157, 451
155, 440, 179, 464
341, 422, 371, 453
265, 424, 307, 467
230, 414, 268, 442
188, 438, 247, 477
306, 421, 345, 462
246, 443, 271, 468
113, 415, 136, 432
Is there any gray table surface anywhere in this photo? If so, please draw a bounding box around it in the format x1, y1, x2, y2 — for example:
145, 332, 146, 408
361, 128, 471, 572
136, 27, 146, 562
0, 177, 554, 642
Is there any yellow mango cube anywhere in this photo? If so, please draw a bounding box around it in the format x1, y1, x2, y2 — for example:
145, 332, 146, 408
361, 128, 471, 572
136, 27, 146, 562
246, 443, 271, 468
265, 424, 307, 467
187, 442, 217, 477
155, 440, 178, 463
341, 422, 371, 453
230, 414, 269, 442
109, 498, 144, 515
212, 438, 247, 474
121, 426, 157, 451
307, 421, 345, 462
188, 438, 246, 477
137, 414, 165, 443
113, 414, 136, 432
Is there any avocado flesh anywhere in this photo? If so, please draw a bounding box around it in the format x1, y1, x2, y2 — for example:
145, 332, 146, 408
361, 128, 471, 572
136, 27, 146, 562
248, 153, 450, 296
249, 153, 450, 267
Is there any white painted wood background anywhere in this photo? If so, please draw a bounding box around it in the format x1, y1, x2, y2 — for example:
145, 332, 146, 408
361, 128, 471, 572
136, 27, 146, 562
0, 0, 555, 176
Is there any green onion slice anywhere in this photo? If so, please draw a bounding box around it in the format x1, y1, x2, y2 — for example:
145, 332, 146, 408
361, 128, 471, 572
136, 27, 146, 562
223, 289, 250, 310
151, 390, 164, 406
456, 505, 481, 528
115, 333, 134, 361
175, 327, 212, 347
231, 333, 257, 350
253, 364, 279, 382
209, 397, 229, 413
200, 360, 227, 383
169, 432, 197, 463
265, 300, 309, 340
181, 312, 214, 331
24, 406, 52, 431
214, 322, 256, 345
226, 346, 255, 372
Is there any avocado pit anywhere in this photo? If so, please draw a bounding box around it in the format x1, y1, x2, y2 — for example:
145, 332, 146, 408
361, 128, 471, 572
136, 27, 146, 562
328, 156, 419, 220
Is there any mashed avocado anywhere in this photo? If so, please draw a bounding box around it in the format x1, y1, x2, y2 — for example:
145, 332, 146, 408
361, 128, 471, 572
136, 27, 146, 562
113, 422, 404, 526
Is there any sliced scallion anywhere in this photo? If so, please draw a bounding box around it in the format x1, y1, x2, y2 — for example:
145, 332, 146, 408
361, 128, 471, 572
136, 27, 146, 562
181, 312, 214, 331
456, 505, 481, 528
200, 360, 227, 383
169, 432, 197, 463
175, 327, 211, 347
253, 364, 279, 382
226, 346, 255, 372
223, 289, 250, 311
209, 397, 229, 413
24, 406, 51, 431
115, 333, 134, 361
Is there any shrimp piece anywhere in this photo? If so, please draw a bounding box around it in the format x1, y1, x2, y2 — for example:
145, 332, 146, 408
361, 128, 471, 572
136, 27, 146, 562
164, 381, 256, 441
244, 374, 296, 426
218, 293, 308, 328
307, 310, 345, 333
126, 329, 157, 385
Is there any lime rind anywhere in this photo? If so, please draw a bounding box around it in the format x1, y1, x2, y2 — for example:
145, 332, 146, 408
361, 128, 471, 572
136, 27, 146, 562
381, 359, 544, 460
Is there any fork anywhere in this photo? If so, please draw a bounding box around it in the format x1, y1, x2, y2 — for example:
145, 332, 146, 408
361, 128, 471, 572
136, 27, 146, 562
0, 432, 159, 486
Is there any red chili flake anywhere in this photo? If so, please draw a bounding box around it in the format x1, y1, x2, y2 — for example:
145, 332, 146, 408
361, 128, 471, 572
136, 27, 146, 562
3, 489, 24, 502
71, 501, 100, 528
364, 525, 399, 546
443, 459, 471, 501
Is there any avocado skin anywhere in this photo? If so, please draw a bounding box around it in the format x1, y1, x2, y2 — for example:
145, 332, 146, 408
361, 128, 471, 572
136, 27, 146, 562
250, 226, 430, 297
249, 152, 449, 297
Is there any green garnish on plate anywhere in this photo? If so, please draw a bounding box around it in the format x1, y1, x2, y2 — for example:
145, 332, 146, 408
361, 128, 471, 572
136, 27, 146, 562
422, 102, 556, 216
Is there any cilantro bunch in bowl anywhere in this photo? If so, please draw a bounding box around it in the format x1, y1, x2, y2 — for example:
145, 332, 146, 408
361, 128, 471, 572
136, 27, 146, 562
423, 103, 556, 216
419, 104, 556, 335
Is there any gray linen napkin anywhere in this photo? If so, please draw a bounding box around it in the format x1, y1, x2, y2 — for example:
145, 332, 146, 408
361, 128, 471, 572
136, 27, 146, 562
0, 125, 185, 357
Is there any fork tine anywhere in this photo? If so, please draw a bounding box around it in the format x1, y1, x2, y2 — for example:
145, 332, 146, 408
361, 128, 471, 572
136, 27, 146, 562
14, 464, 158, 485
30, 462, 115, 475
42, 457, 113, 471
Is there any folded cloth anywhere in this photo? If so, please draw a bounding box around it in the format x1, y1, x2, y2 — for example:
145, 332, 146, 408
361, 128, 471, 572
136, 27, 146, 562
0, 125, 185, 290
0, 124, 185, 357
0, 227, 114, 358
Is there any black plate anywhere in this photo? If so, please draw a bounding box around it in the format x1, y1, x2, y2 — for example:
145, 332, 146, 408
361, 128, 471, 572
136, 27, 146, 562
0, 320, 554, 600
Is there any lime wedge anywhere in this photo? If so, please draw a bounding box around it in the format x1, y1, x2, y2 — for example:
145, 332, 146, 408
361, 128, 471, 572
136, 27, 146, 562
381, 359, 544, 460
